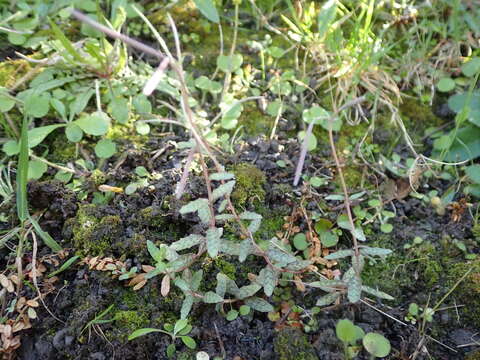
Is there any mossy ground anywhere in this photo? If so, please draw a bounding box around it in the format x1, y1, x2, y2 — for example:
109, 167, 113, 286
0, 59, 31, 87
67, 204, 123, 256
274, 328, 318, 360
231, 162, 266, 208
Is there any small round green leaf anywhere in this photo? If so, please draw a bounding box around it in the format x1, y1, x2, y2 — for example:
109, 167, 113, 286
226, 310, 238, 321
55, 170, 73, 183
2, 140, 19, 155
461, 57, 480, 77
335, 319, 357, 344
293, 233, 309, 250
166, 343, 176, 357
125, 183, 138, 195
466, 165, 480, 184
135, 121, 150, 135
239, 305, 250, 316
0, 94, 15, 112
181, 336, 197, 349
437, 78, 455, 92
320, 231, 339, 247
217, 54, 243, 73
66, 123, 83, 142
110, 97, 129, 124
8, 32, 26, 45
298, 131, 317, 151
315, 219, 333, 234
362, 333, 391, 358
380, 223, 393, 233
310, 176, 326, 187
75, 111, 110, 136
28, 160, 48, 180
193, 0, 219, 23
95, 139, 116, 158
303, 106, 330, 124
135, 166, 149, 177
133, 94, 152, 114
24, 95, 50, 118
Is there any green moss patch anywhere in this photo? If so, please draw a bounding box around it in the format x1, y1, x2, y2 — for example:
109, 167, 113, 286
231, 163, 266, 208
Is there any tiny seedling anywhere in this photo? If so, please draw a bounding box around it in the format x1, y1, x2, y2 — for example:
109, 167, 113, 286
81, 304, 115, 335
404, 303, 434, 325
335, 319, 391, 359
128, 319, 196, 358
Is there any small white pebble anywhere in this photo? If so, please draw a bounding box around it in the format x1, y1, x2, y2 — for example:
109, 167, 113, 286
196, 351, 210, 360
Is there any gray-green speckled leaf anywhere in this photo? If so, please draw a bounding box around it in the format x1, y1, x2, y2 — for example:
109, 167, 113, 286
359, 247, 392, 257
206, 227, 223, 258
203, 291, 224, 303
212, 180, 236, 201
316, 292, 341, 306
237, 284, 262, 300
181, 295, 194, 319
325, 249, 354, 260
244, 297, 274, 313
361, 285, 394, 300
170, 234, 204, 251
347, 275, 362, 303
239, 238, 253, 262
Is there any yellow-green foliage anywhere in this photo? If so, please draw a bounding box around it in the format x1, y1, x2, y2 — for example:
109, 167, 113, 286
400, 97, 443, 129
362, 238, 443, 299
240, 104, 272, 136
105, 121, 147, 146
90, 169, 107, 186
136, 206, 165, 228
472, 222, 480, 242
231, 163, 266, 207
113, 310, 149, 332
214, 258, 237, 280
70, 204, 123, 256
466, 350, 480, 360
274, 328, 318, 360
0, 59, 31, 87
445, 259, 480, 327
48, 135, 77, 163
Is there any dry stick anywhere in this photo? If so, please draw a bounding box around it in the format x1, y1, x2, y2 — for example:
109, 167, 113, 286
70, 10, 221, 172
30, 154, 77, 174
175, 147, 197, 199
213, 322, 226, 359
198, 153, 216, 228
31, 231, 65, 324
4, 113, 19, 137
327, 117, 360, 263
292, 96, 366, 187
294, 97, 366, 271
72, 10, 165, 59
220, 3, 239, 101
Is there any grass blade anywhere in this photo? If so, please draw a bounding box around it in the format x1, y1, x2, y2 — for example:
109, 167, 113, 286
29, 215, 62, 252
48, 255, 80, 278
16, 115, 29, 223
48, 18, 86, 64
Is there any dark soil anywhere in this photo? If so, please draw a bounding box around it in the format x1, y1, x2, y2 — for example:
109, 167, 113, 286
1, 129, 475, 360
